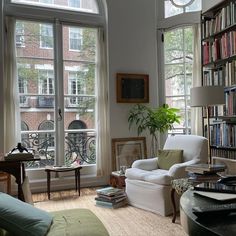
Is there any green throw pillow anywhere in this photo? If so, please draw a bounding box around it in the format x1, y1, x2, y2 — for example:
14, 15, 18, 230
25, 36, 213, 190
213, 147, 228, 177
157, 149, 183, 170
0, 192, 52, 236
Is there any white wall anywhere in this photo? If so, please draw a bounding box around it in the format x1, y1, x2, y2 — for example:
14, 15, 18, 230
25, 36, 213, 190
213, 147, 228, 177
107, 0, 158, 155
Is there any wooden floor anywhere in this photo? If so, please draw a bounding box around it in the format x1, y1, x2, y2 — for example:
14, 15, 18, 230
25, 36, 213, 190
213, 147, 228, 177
33, 188, 187, 236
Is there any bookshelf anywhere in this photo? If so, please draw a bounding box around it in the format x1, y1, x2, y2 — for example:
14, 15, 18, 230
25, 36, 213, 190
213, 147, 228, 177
201, 0, 236, 160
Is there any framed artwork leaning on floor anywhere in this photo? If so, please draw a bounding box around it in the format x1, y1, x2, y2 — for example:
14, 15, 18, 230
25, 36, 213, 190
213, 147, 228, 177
111, 137, 147, 171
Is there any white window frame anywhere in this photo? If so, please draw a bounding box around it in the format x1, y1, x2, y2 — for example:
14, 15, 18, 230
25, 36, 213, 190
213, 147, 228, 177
38, 70, 54, 95
3, 0, 106, 189
16, 21, 25, 47
18, 77, 28, 106
40, 23, 53, 49
69, 27, 82, 51
157, 0, 201, 136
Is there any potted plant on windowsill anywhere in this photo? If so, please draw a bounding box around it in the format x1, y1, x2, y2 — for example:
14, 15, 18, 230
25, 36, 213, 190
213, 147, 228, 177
128, 104, 180, 156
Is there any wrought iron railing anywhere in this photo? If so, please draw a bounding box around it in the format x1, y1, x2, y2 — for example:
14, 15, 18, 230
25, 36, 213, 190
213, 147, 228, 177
21, 130, 96, 168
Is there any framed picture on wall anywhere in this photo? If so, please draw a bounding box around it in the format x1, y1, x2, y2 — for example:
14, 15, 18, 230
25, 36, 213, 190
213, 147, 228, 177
116, 73, 149, 103
111, 137, 147, 171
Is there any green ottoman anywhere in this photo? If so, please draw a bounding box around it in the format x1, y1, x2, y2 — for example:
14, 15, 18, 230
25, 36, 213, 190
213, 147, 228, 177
48, 209, 109, 236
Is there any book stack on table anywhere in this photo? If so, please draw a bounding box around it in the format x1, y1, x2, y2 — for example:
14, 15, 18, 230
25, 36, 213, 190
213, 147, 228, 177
186, 164, 226, 183
95, 186, 127, 208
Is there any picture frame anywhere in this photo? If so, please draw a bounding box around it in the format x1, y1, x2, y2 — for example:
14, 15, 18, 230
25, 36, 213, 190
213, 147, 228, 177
111, 137, 147, 171
212, 156, 236, 176
116, 73, 149, 103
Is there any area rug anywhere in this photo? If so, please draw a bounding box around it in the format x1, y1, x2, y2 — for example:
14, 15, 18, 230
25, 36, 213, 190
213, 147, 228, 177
33, 188, 187, 236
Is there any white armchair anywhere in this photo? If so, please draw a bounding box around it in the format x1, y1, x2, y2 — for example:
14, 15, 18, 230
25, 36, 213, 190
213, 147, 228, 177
125, 135, 208, 216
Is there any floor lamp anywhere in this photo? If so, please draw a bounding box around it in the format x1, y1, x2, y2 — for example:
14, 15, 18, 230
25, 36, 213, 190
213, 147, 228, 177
190, 86, 225, 164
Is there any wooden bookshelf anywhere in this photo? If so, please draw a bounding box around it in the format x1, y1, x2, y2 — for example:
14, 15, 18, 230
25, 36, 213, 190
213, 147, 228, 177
201, 0, 236, 162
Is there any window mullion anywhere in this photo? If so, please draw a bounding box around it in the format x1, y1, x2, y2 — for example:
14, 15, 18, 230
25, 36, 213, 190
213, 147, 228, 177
54, 19, 64, 166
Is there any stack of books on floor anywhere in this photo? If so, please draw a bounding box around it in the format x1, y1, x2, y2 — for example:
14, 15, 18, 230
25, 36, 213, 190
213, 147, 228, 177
95, 186, 127, 208
186, 163, 226, 182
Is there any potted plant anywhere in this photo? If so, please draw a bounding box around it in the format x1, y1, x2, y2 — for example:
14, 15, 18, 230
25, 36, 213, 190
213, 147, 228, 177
128, 104, 180, 156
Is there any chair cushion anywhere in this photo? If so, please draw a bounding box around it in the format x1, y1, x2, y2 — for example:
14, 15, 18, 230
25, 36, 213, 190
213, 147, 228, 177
0, 192, 52, 236
125, 168, 172, 185
157, 149, 183, 170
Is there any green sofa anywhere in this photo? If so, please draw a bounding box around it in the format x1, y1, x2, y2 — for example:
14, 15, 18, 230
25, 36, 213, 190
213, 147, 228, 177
0, 193, 109, 236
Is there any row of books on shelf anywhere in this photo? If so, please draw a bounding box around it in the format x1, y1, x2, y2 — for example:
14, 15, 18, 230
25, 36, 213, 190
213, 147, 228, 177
95, 186, 127, 209
202, 1, 236, 38
225, 88, 236, 116
211, 147, 236, 159
203, 61, 236, 87
203, 32, 236, 65
202, 105, 224, 117
209, 122, 236, 147
201, 92, 236, 117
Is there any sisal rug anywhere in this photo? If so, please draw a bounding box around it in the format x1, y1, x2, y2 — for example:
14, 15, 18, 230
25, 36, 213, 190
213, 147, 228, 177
33, 188, 187, 236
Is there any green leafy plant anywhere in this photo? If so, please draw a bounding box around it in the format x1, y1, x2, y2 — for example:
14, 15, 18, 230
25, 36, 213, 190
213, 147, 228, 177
128, 104, 181, 155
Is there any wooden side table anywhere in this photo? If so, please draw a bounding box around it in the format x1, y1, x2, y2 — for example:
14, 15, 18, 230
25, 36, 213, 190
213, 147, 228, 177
0, 157, 40, 201
110, 171, 126, 188
45, 165, 82, 200
0, 172, 11, 194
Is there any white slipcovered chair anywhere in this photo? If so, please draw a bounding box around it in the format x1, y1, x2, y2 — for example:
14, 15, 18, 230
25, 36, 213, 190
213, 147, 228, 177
125, 135, 208, 216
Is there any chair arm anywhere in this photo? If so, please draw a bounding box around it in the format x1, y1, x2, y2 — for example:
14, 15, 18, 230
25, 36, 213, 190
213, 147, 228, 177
168, 159, 201, 179
131, 158, 158, 171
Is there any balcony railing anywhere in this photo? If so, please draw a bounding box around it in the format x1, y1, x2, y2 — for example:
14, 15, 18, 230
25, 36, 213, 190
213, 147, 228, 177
21, 130, 96, 168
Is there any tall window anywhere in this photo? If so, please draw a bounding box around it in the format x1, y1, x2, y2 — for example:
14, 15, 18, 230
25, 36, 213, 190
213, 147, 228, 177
164, 27, 193, 134
69, 28, 82, 51
5, 0, 106, 175
40, 24, 53, 49
13, 20, 97, 167
159, 0, 201, 134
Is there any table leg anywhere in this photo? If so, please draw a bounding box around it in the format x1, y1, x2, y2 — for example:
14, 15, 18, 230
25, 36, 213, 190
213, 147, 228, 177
171, 188, 177, 223
75, 169, 78, 192
78, 169, 80, 196
47, 171, 51, 200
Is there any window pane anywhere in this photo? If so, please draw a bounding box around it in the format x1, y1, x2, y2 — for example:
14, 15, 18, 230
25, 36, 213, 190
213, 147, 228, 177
165, 0, 201, 18
40, 24, 53, 49
69, 28, 82, 51
186, 0, 201, 13
63, 25, 96, 165
164, 26, 193, 134
165, 64, 185, 96
16, 20, 55, 167
11, 0, 99, 14
165, 0, 183, 18
164, 28, 183, 64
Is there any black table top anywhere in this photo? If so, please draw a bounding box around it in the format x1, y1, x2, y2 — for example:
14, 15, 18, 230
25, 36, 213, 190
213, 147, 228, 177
180, 189, 236, 236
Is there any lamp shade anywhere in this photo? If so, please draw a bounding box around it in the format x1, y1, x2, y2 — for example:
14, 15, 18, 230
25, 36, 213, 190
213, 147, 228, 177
190, 86, 225, 107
